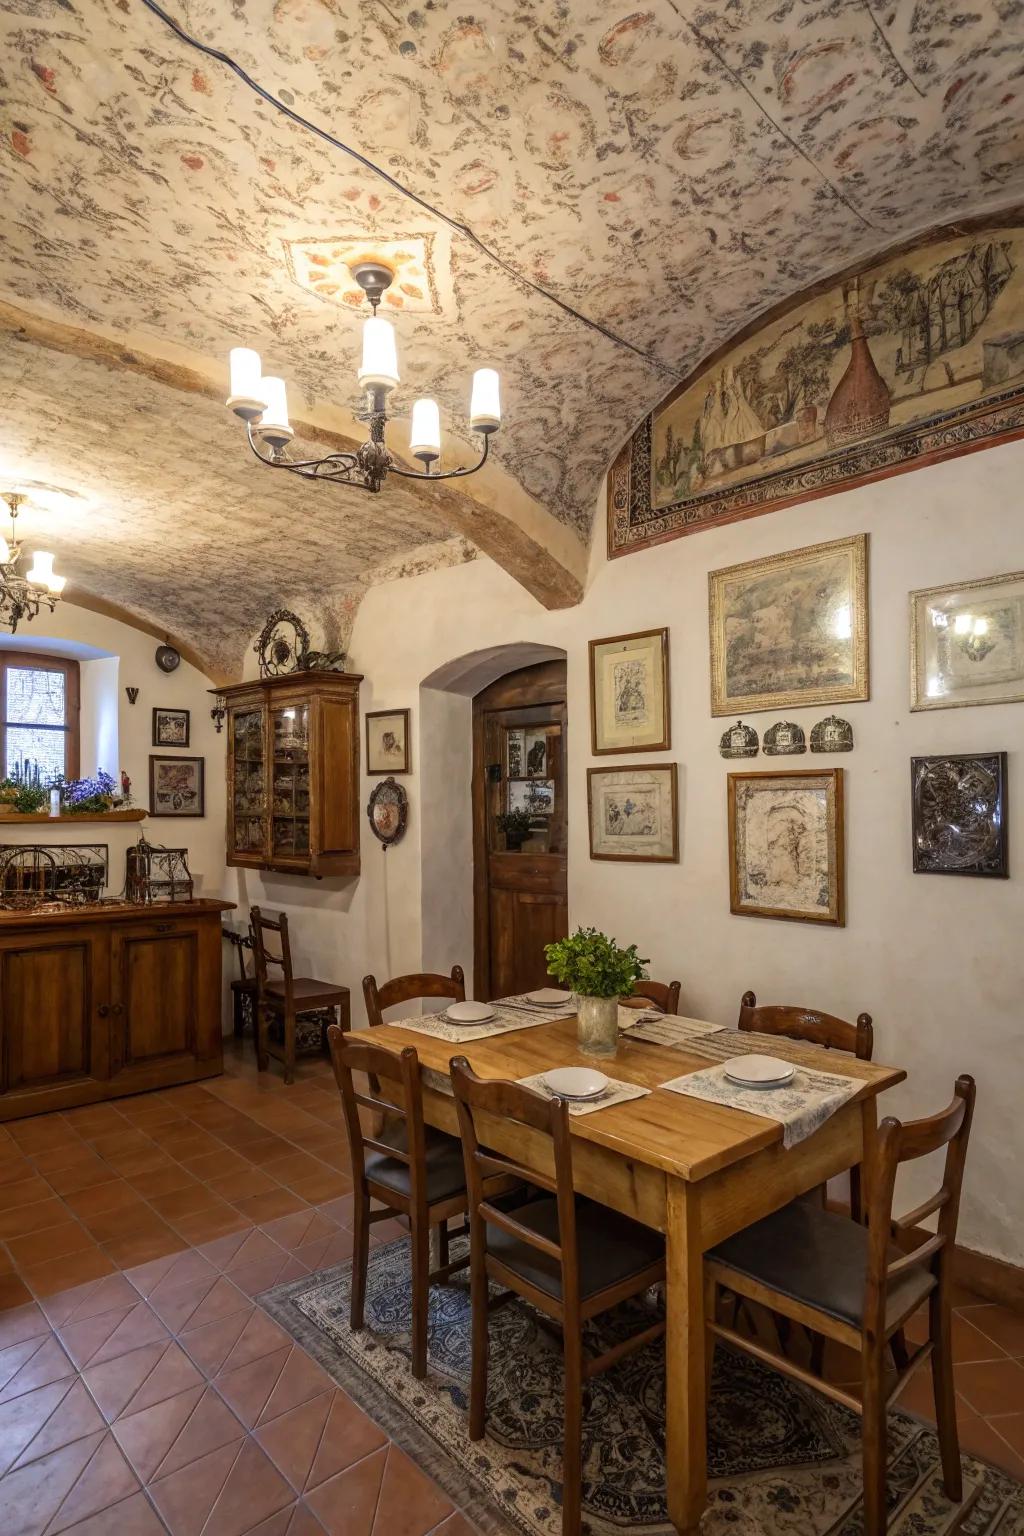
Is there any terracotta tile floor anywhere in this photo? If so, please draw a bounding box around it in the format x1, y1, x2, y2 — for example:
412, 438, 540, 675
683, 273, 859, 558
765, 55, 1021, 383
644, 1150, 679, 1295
0, 1039, 1021, 1533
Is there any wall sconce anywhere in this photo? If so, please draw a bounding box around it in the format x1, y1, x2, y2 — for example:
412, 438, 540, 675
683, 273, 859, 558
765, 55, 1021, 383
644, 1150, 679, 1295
125, 687, 139, 705
210, 693, 227, 733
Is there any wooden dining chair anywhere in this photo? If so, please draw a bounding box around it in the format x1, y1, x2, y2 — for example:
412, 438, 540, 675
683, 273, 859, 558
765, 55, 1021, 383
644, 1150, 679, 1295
620, 978, 682, 1014
250, 907, 350, 1084
739, 989, 873, 1220
450, 1057, 665, 1536
363, 965, 466, 1028
705, 1075, 976, 1536
327, 1026, 472, 1378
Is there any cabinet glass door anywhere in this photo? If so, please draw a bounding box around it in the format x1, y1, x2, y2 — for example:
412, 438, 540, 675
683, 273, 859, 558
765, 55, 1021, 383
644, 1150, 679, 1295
231, 707, 267, 858
271, 703, 310, 860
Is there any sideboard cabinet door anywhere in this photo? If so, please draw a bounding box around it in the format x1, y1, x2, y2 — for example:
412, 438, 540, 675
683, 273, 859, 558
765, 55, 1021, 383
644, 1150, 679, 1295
109, 921, 200, 1076
0, 926, 110, 1098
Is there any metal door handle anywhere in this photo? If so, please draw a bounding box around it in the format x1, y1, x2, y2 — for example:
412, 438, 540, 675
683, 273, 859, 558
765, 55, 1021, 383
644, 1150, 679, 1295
111, 1003, 124, 1017
97, 1003, 110, 1018
155, 922, 172, 933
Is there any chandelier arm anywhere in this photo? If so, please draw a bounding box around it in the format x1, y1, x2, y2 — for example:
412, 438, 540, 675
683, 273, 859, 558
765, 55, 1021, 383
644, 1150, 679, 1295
388, 433, 491, 483
245, 424, 362, 475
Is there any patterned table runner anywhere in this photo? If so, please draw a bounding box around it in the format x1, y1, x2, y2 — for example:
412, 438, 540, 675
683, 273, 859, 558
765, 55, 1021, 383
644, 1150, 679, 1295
658, 1061, 860, 1149
517, 1072, 650, 1117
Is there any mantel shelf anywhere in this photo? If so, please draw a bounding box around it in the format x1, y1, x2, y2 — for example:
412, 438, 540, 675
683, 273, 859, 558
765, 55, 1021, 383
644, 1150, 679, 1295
0, 809, 147, 825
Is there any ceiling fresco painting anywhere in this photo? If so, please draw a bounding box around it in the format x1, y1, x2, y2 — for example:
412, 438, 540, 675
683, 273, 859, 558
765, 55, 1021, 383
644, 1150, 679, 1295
0, 0, 1022, 671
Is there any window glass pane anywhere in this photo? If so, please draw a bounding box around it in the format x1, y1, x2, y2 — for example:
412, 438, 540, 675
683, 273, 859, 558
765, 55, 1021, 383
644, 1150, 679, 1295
6, 725, 66, 784
6, 667, 66, 727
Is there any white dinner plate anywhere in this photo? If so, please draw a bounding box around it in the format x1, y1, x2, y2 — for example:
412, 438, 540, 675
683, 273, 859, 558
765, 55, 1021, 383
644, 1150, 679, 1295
724, 1054, 795, 1089
445, 1001, 496, 1024
543, 1067, 608, 1100
526, 988, 573, 1007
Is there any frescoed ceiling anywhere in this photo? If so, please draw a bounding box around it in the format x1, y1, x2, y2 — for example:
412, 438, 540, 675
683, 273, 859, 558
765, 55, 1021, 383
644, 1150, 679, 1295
0, 0, 1022, 675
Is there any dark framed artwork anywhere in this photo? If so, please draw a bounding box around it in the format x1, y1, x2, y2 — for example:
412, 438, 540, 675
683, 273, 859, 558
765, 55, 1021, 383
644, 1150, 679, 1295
586, 763, 678, 863
588, 628, 670, 754
911, 752, 1008, 877
728, 768, 845, 925
149, 755, 205, 817
365, 709, 410, 775
152, 707, 190, 748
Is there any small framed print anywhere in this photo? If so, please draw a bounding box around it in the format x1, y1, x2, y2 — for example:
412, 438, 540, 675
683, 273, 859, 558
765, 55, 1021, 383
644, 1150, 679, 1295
728, 768, 845, 925
149, 755, 205, 817
589, 628, 670, 754
152, 708, 190, 748
508, 779, 555, 818
911, 752, 1008, 877
910, 569, 1024, 710
587, 764, 678, 862
366, 709, 410, 775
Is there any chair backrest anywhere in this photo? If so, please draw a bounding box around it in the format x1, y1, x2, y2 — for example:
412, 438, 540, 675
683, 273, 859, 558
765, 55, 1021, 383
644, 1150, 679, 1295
363, 966, 465, 1028
622, 979, 682, 1014
450, 1056, 579, 1312
738, 990, 873, 1060
326, 1024, 429, 1213
864, 1075, 976, 1334
250, 906, 294, 1004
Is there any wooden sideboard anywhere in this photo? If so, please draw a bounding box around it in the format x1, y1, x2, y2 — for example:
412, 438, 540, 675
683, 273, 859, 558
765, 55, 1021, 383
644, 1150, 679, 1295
0, 899, 233, 1120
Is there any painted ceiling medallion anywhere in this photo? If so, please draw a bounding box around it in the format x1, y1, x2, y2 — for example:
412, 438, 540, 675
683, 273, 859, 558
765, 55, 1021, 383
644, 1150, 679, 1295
228, 261, 501, 495
762, 721, 807, 756
284, 234, 441, 314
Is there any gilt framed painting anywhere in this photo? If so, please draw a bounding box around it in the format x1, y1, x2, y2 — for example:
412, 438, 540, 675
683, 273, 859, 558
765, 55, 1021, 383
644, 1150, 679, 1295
910, 570, 1024, 710
727, 768, 845, 925
709, 535, 868, 716
587, 764, 678, 863
589, 628, 670, 754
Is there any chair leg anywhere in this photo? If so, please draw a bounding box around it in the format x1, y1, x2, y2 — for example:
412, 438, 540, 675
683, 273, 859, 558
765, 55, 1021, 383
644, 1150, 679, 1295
849, 1165, 864, 1225
890, 1327, 910, 1372
562, 1327, 584, 1536
809, 1331, 825, 1376
704, 1272, 717, 1400
437, 1218, 449, 1268
861, 1342, 888, 1536
350, 1189, 370, 1332
233, 990, 244, 1038
255, 1005, 269, 1072
410, 1213, 430, 1379
284, 1007, 296, 1085
469, 1231, 489, 1441
930, 1277, 963, 1503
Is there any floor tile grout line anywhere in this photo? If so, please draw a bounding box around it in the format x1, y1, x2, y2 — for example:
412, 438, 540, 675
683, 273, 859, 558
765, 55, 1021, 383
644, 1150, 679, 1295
39, 1415, 113, 1536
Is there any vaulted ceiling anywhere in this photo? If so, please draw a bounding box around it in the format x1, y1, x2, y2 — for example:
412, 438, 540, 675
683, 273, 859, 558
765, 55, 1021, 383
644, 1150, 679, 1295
1, 0, 1021, 677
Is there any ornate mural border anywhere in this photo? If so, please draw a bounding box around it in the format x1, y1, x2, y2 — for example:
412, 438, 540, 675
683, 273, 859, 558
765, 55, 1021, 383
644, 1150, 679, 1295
608, 210, 1024, 560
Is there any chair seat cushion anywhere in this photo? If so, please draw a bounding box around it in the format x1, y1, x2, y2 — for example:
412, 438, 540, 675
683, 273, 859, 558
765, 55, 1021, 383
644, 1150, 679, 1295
486, 1196, 664, 1302
264, 977, 348, 1007
365, 1123, 467, 1205
709, 1201, 934, 1331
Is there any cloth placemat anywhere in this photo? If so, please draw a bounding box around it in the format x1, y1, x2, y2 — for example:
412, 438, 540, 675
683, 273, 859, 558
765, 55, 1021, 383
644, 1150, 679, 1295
517, 1071, 650, 1117
619, 1013, 726, 1045
389, 1002, 563, 1044
658, 1062, 860, 1148
497, 993, 577, 1021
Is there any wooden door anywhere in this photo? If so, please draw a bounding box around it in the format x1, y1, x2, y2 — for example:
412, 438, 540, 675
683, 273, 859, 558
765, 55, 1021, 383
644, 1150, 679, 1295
0, 926, 109, 1098
109, 920, 199, 1075
473, 661, 568, 999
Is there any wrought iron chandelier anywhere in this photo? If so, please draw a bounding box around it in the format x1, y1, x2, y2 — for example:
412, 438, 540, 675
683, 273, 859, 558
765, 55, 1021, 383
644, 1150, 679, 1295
226, 262, 501, 495
0, 493, 66, 632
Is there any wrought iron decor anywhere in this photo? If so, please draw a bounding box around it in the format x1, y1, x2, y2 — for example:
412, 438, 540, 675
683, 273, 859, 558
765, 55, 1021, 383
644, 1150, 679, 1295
125, 838, 194, 903
911, 752, 1008, 877
0, 844, 107, 908
255, 609, 310, 678
366, 776, 408, 848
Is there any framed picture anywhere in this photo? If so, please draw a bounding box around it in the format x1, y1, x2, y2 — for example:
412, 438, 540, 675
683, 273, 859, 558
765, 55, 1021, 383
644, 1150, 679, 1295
152, 707, 190, 748
587, 764, 678, 863
910, 569, 1024, 710
365, 709, 410, 775
911, 752, 1008, 877
727, 768, 845, 925
149, 755, 205, 817
709, 534, 868, 716
509, 779, 555, 818
589, 628, 670, 754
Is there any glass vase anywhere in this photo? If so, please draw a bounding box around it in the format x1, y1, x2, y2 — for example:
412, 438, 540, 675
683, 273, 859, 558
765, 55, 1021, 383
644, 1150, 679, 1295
576, 995, 619, 1058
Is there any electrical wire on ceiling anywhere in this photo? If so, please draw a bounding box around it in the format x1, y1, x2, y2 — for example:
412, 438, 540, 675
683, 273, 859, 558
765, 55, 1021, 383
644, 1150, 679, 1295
137, 0, 683, 380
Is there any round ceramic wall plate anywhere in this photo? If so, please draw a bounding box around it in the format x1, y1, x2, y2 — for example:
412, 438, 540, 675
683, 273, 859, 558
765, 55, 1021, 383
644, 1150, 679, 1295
724, 1054, 796, 1089
526, 988, 573, 1006
445, 1000, 495, 1024
543, 1067, 608, 1100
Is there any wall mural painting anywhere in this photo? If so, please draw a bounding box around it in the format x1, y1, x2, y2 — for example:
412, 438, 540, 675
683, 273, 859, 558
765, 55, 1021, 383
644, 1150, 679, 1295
609, 224, 1024, 555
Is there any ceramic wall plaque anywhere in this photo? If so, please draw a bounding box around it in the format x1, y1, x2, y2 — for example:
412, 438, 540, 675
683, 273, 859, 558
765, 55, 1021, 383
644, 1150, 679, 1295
589, 628, 670, 754
587, 764, 678, 863
763, 721, 807, 756
911, 752, 1007, 877
810, 716, 853, 752
910, 569, 1024, 710
728, 768, 845, 925
719, 720, 759, 759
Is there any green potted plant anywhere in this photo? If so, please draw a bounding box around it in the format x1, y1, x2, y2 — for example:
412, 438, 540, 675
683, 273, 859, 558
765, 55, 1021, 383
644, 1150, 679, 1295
496, 806, 533, 851
544, 926, 648, 1057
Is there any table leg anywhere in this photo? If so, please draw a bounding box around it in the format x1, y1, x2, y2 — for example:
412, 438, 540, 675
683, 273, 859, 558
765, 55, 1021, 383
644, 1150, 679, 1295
665, 1177, 707, 1535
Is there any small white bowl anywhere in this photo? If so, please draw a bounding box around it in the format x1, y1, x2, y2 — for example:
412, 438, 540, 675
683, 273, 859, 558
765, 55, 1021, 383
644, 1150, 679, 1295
445, 1000, 496, 1024
724, 1054, 796, 1088
543, 1067, 608, 1100
526, 988, 573, 1006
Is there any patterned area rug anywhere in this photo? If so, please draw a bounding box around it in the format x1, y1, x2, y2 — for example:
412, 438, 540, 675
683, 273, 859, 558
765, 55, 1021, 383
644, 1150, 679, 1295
262, 1238, 1024, 1536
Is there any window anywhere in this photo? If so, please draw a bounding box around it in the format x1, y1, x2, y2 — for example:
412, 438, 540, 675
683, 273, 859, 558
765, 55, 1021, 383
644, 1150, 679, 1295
0, 652, 80, 784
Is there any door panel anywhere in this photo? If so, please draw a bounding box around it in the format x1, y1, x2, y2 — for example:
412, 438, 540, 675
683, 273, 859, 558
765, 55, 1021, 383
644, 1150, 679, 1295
111, 925, 199, 1070
0, 930, 107, 1092
473, 661, 568, 999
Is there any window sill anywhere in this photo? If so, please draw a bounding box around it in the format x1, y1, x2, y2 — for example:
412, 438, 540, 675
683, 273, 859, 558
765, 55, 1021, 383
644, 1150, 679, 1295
0, 809, 148, 824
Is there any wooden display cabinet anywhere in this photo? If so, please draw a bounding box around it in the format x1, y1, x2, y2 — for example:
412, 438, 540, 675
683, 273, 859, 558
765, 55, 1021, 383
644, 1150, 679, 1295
222, 671, 363, 876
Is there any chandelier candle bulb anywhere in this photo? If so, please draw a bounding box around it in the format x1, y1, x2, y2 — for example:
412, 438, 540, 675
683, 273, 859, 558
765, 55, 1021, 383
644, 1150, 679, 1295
358, 316, 400, 392
410, 398, 441, 463
470, 368, 501, 433
227, 347, 265, 419
26, 552, 55, 589
256, 376, 293, 446
0, 537, 10, 565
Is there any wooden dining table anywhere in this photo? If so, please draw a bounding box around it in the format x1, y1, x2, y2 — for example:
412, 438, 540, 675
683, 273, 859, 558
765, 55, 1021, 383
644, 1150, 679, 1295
368, 1011, 905, 1535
